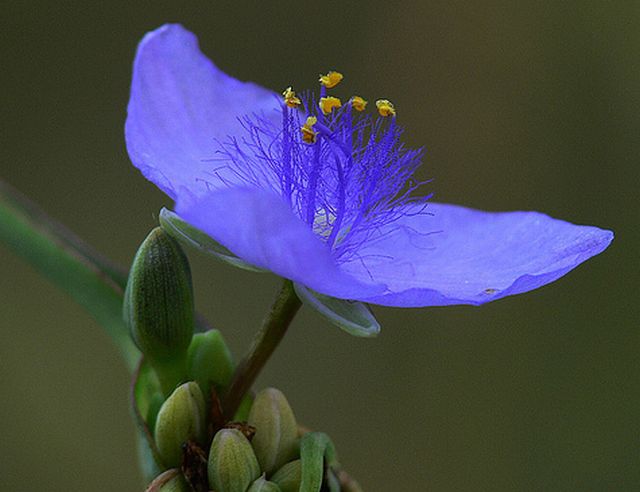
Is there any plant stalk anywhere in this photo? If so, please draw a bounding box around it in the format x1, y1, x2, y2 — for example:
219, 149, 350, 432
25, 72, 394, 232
223, 280, 301, 419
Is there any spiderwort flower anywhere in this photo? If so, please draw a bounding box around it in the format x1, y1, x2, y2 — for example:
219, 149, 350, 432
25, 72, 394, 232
126, 25, 612, 307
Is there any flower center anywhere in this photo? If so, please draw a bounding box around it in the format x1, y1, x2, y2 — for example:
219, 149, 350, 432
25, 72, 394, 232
213, 71, 431, 265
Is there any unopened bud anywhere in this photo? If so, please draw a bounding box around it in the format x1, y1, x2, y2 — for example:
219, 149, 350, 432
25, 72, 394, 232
157, 474, 190, 492
270, 460, 302, 492
124, 227, 194, 394
208, 428, 260, 492
247, 474, 283, 492
187, 329, 234, 395
248, 388, 298, 475
145, 470, 190, 492
154, 382, 206, 468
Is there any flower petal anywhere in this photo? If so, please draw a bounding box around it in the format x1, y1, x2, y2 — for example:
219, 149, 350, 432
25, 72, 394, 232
175, 187, 385, 299
125, 24, 280, 200
342, 203, 613, 307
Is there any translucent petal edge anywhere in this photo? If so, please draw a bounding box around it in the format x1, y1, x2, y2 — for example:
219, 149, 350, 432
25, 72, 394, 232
293, 283, 380, 338
159, 207, 266, 273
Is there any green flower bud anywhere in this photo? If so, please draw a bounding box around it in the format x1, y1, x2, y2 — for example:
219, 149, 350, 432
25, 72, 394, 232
248, 388, 298, 475
145, 470, 190, 492
156, 474, 190, 492
208, 428, 260, 492
247, 474, 283, 492
154, 382, 206, 468
187, 329, 234, 396
124, 227, 194, 395
270, 460, 302, 492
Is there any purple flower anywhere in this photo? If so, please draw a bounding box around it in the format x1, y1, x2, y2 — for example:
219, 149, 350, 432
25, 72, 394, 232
126, 24, 612, 308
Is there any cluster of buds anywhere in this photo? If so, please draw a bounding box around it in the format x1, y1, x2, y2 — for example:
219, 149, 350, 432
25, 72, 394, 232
125, 227, 360, 491
149, 385, 308, 492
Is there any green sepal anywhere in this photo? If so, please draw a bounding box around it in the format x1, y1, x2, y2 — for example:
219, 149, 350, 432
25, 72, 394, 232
160, 207, 264, 272
293, 283, 380, 337
299, 432, 340, 492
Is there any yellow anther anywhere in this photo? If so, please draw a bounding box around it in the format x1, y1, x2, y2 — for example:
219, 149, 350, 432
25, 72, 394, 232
319, 96, 342, 115
301, 116, 318, 144
375, 99, 396, 117
282, 86, 301, 108
319, 71, 343, 89
350, 96, 368, 112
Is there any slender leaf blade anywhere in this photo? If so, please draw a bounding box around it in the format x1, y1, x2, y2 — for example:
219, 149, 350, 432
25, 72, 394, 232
0, 180, 139, 368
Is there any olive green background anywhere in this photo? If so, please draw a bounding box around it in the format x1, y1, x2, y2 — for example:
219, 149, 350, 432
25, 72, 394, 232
1, 2, 638, 491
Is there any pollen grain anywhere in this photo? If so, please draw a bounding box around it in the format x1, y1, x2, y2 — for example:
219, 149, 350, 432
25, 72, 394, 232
319, 71, 343, 89
376, 99, 396, 117
282, 86, 301, 108
319, 96, 342, 115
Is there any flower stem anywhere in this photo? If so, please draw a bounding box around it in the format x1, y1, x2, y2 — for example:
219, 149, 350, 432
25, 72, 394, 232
223, 279, 302, 419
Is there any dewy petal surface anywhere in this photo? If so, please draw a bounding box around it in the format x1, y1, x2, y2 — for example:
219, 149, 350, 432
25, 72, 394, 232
126, 24, 280, 200
175, 188, 385, 300
343, 203, 613, 307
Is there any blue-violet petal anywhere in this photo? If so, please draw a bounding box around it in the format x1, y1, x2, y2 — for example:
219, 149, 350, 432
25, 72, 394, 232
176, 187, 385, 299
126, 24, 280, 200
343, 203, 613, 307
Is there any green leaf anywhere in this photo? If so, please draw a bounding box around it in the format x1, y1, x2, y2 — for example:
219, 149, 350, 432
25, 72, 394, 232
0, 182, 214, 372
299, 432, 340, 492
159, 207, 264, 272
0, 180, 139, 369
293, 284, 380, 337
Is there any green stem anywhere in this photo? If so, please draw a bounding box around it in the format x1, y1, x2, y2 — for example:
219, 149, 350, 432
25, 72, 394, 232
223, 280, 302, 419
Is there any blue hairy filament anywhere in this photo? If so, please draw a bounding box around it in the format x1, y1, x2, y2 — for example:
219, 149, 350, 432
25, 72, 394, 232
212, 84, 430, 268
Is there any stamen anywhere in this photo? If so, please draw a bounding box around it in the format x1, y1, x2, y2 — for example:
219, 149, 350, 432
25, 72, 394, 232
282, 86, 301, 108
376, 99, 396, 117
319, 96, 342, 115
301, 116, 318, 144
319, 71, 343, 89
215, 72, 428, 266
350, 96, 368, 112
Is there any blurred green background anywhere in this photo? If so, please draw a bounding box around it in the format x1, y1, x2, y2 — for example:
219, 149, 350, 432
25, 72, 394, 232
1, 1, 638, 490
